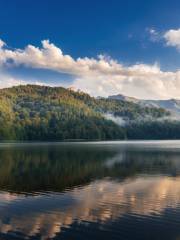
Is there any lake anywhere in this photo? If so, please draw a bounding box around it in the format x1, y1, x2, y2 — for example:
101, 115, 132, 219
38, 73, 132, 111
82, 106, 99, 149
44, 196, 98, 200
1, 141, 180, 239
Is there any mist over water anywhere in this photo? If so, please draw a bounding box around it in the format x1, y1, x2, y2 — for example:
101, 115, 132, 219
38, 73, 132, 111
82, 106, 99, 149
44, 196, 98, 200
1, 141, 180, 239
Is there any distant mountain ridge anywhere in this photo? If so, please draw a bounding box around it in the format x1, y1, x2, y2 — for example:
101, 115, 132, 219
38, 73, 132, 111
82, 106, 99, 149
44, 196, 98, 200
108, 94, 139, 103
108, 94, 180, 115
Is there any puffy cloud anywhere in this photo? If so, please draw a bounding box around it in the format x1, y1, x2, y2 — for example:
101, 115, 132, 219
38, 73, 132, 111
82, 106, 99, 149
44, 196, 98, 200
74, 64, 180, 99
164, 28, 180, 50
0, 39, 180, 99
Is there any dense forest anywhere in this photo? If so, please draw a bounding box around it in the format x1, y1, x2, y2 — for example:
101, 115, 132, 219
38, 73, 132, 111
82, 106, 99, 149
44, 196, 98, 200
0, 84, 178, 140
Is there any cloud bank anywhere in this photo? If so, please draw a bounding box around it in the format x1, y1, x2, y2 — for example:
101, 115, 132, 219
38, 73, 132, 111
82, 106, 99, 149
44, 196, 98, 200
0, 38, 180, 99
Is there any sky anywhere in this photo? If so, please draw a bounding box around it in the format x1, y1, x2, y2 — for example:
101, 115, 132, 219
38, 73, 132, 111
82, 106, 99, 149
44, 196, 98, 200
0, 0, 180, 99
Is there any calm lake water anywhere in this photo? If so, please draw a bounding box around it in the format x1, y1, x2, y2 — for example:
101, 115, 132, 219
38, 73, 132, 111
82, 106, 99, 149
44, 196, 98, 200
1, 141, 180, 239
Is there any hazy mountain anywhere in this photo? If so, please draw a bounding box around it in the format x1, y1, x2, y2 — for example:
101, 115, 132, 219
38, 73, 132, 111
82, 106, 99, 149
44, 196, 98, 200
109, 94, 180, 115
108, 94, 139, 103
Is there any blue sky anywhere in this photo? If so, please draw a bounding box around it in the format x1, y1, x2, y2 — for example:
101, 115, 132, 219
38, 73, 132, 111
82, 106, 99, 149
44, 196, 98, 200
0, 0, 180, 99
1, 0, 180, 67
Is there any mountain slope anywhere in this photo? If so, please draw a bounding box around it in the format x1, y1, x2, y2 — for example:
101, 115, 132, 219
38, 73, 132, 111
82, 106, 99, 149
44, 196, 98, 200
0, 85, 169, 140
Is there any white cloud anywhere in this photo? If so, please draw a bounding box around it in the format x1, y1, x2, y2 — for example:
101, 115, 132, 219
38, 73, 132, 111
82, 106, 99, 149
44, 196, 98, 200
0, 39, 180, 99
0, 39, 5, 48
147, 28, 161, 42
0, 71, 26, 88
0, 70, 49, 89
164, 28, 180, 50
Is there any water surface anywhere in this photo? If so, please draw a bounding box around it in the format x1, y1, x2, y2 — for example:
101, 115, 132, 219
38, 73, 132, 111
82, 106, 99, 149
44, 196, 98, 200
1, 141, 180, 239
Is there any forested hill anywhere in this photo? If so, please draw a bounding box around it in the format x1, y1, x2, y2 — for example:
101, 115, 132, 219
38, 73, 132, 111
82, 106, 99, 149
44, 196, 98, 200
0, 85, 171, 140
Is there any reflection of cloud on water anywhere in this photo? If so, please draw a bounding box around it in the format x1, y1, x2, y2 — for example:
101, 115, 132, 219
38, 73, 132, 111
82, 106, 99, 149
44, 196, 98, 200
104, 152, 125, 167
0, 192, 19, 203
1, 177, 180, 239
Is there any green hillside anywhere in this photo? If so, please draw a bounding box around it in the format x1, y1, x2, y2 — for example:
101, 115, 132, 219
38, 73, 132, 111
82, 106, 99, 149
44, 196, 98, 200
0, 85, 170, 140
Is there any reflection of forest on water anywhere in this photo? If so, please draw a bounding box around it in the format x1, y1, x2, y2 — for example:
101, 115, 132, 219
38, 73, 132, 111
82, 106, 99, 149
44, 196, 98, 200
0, 142, 180, 239
0, 143, 179, 193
